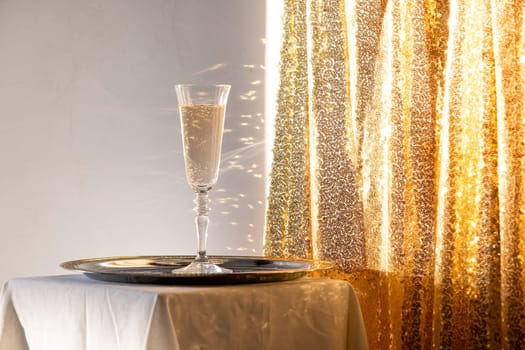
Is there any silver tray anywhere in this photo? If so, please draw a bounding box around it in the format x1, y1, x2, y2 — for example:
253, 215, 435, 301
60, 256, 330, 285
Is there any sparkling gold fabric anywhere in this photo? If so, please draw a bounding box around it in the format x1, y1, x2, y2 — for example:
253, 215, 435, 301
264, 0, 312, 258
264, 0, 525, 348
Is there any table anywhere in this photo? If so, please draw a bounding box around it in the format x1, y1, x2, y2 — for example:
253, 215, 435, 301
0, 275, 368, 350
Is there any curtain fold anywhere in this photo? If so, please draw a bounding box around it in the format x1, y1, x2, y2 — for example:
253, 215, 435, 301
264, 0, 525, 348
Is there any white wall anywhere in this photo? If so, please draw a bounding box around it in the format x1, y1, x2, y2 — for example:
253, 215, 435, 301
0, 0, 267, 284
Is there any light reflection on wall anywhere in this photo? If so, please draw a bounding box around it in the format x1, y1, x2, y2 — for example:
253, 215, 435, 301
208, 65, 267, 255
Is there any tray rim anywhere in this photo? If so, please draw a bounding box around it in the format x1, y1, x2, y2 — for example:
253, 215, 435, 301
60, 255, 332, 285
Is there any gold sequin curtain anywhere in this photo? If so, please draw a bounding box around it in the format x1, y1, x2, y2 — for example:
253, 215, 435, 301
264, 0, 525, 348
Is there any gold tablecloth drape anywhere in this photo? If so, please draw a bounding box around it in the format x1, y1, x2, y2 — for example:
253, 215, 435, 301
264, 0, 525, 348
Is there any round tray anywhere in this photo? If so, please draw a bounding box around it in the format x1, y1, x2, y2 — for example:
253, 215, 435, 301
60, 255, 331, 285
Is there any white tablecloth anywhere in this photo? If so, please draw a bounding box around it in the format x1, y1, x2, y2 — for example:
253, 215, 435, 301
0, 275, 368, 350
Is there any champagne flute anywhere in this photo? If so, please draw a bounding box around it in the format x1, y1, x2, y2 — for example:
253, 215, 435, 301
172, 84, 233, 275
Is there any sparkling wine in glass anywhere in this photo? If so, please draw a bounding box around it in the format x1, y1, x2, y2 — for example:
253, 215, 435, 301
173, 84, 232, 275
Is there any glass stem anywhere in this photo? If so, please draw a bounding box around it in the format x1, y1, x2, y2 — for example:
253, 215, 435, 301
194, 189, 210, 262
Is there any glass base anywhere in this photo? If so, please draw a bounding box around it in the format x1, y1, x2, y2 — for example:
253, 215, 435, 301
171, 260, 233, 275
